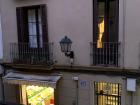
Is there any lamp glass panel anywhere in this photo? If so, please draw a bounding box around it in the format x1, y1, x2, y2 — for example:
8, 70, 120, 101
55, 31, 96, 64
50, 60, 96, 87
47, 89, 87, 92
64, 44, 68, 52
60, 43, 66, 52
68, 44, 71, 52
60, 43, 71, 53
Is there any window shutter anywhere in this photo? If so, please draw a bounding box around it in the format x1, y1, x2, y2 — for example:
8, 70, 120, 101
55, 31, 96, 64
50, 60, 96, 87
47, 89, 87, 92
16, 7, 28, 43
40, 5, 48, 44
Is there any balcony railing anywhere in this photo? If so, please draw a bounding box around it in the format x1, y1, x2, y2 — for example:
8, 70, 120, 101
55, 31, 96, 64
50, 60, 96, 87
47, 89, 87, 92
90, 42, 121, 67
10, 43, 53, 65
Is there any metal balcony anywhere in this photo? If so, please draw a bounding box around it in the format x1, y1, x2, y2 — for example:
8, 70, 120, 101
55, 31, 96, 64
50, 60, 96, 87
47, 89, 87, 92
90, 42, 121, 67
10, 43, 53, 65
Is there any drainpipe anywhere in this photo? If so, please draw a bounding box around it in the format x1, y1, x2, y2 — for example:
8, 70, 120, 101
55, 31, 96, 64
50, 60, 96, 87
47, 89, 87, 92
76, 80, 78, 105
122, 0, 126, 68
73, 76, 79, 105
130, 91, 136, 105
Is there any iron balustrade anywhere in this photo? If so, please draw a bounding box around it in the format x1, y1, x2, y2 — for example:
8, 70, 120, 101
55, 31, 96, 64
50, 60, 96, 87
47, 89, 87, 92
94, 82, 122, 105
90, 42, 121, 67
10, 43, 53, 65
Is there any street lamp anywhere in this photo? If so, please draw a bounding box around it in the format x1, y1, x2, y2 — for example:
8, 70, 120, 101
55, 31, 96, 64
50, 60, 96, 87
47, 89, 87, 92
60, 36, 74, 64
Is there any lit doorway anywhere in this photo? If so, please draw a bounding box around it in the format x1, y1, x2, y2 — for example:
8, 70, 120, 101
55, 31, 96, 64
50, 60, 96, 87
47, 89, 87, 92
21, 85, 54, 105
94, 82, 122, 105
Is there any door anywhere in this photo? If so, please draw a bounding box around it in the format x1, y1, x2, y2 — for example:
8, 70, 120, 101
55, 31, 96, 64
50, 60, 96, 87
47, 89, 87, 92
16, 5, 49, 64
93, 0, 119, 66
94, 82, 121, 105
21, 85, 55, 105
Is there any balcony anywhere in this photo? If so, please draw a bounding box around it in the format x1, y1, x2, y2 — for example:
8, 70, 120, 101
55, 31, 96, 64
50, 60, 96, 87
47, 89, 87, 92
9, 43, 53, 65
90, 42, 121, 67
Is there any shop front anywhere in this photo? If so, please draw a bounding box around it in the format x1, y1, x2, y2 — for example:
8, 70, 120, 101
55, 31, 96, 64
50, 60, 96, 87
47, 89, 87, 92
3, 72, 61, 105
22, 85, 54, 105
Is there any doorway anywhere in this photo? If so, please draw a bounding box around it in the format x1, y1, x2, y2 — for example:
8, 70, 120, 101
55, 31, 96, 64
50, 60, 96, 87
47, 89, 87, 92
21, 85, 54, 105
94, 82, 122, 105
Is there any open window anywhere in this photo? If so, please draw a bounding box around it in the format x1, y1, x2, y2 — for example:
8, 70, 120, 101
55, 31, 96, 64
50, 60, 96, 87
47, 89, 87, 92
16, 5, 48, 47
92, 0, 119, 66
15, 5, 50, 64
93, 0, 119, 44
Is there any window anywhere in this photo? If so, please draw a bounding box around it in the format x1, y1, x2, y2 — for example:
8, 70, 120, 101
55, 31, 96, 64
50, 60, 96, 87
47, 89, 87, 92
16, 5, 48, 48
15, 5, 50, 64
92, 0, 119, 66
93, 0, 119, 45
28, 9, 42, 48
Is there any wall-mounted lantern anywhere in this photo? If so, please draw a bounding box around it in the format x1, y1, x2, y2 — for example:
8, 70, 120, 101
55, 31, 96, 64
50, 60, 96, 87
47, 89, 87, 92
60, 36, 74, 65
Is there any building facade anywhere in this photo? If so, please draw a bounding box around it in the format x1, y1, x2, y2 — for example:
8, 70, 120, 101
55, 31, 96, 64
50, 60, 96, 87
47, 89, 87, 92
0, 0, 140, 105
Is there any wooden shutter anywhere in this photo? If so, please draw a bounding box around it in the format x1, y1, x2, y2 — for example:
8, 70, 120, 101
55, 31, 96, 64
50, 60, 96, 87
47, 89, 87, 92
16, 7, 28, 43
40, 5, 48, 44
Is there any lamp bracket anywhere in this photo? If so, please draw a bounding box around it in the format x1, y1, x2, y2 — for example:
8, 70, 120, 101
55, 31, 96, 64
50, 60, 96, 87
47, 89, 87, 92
65, 51, 74, 59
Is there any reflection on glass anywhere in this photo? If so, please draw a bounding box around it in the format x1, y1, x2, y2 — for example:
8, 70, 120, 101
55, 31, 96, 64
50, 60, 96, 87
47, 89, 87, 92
38, 9, 43, 47
28, 9, 36, 22
29, 36, 38, 48
28, 9, 38, 48
109, 0, 117, 42
27, 8, 43, 48
28, 23, 37, 36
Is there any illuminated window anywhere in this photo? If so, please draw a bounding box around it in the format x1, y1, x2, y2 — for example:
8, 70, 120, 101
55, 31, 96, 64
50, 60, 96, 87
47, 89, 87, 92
21, 85, 54, 105
93, 0, 119, 47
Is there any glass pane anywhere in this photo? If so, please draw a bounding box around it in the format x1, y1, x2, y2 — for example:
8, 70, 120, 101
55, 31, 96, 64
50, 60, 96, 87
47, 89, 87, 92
29, 36, 38, 48
28, 9, 38, 48
97, 1, 105, 48
27, 8, 43, 48
40, 36, 43, 47
38, 9, 41, 23
28, 9, 36, 22
39, 23, 43, 47
28, 23, 37, 35
109, 0, 118, 42
38, 9, 43, 47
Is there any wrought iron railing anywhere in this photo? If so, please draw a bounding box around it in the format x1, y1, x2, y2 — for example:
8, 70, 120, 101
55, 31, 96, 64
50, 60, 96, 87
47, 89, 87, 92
90, 42, 121, 67
10, 43, 54, 65
94, 82, 122, 105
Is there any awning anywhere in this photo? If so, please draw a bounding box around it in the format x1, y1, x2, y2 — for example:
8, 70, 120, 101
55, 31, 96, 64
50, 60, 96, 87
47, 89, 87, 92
3, 72, 62, 89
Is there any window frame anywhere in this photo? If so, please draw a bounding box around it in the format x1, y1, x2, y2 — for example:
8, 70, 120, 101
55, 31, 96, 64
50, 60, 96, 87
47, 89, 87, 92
93, 0, 119, 43
16, 4, 48, 48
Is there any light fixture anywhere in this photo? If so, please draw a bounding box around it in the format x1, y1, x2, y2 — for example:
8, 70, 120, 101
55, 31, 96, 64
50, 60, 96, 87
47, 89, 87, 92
60, 36, 74, 64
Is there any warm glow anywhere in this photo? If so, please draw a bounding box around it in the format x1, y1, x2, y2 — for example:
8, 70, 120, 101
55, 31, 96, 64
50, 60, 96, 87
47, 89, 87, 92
97, 19, 104, 48
95, 82, 121, 105
26, 85, 54, 105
